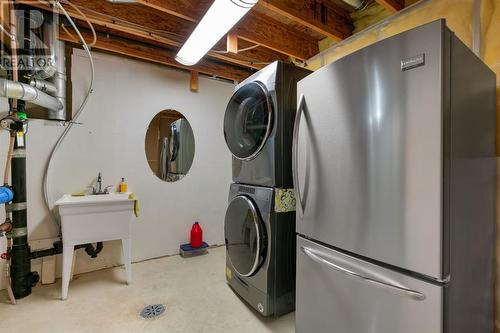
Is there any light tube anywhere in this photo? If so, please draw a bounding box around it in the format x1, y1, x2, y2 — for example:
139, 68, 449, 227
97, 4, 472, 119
175, 0, 258, 66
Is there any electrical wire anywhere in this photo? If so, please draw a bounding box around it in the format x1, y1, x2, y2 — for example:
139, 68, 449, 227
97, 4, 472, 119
357, 0, 373, 12
0, 23, 15, 41
73, 5, 186, 40
61, 0, 97, 47
4, 1, 16, 306
63, 3, 270, 66
42, 0, 95, 227
38, 0, 269, 67
38, 0, 97, 47
212, 44, 260, 54
61, 23, 79, 43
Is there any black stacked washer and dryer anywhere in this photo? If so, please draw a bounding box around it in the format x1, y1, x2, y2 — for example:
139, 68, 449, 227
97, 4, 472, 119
223, 61, 310, 317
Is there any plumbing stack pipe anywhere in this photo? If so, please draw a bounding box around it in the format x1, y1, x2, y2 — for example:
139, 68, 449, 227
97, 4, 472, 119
8, 6, 39, 299
10, 129, 39, 298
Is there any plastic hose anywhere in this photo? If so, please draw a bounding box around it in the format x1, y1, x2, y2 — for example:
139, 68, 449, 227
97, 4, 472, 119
4, 2, 17, 305
43, 1, 95, 227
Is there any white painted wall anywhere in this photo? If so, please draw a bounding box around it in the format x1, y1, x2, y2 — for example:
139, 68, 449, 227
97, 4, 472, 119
0, 49, 234, 290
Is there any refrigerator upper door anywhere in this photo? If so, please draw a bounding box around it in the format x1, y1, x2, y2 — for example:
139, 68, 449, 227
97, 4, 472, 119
294, 20, 447, 279
169, 118, 195, 175
296, 236, 443, 333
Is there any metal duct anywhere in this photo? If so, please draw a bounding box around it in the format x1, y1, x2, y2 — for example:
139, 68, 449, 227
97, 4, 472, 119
47, 41, 67, 120
0, 78, 63, 111
30, 77, 57, 95
35, 14, 57, 80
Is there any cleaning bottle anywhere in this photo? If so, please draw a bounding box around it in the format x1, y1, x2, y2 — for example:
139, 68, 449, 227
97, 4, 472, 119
119, 177, 128, 193
190, 222, 203, 248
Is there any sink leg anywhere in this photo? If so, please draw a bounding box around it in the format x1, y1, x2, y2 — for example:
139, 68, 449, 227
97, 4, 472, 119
121, 238, 132, 284
61, 244, 74, 300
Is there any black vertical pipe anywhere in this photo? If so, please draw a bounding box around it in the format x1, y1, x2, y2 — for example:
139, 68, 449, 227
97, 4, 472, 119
9, 6, 40, 298
10, 122, 38, 299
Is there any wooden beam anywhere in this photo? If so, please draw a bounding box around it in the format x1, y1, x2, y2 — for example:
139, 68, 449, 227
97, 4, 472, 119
258, 0, 352, 41
227, 31, 238, 54
85, 21, 280, 70
27, 0, 280, 70
0, 1, 12, 51
376, 0, 404, 13
190, 71, 199, 92
58, 28, 252, 82
132, 0, 198, 22
237, 11, 319, 60
135, 0, 320, 60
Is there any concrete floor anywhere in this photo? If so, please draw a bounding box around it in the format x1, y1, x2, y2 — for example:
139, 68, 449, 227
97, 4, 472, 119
0, 246, 294, 333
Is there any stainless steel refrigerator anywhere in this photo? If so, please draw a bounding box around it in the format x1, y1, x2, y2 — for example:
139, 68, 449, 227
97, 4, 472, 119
159, 118, 195, 181
293, 20, 496, 333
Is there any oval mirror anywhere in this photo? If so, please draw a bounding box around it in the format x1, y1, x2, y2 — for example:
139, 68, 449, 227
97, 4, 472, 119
145, 110, 195, 182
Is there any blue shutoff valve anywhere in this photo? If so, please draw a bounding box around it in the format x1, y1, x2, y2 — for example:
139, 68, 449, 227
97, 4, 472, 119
0, 187, 13, 239
0, 186, 13, 204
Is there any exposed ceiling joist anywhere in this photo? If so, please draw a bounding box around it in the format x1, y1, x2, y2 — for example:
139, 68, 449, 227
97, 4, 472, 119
375, 0, 404, 13
237, 11, 319, 60
134, 0, 320, 60
258, 0, 353, 41
27, 0, 280, 70
132, 0, 198, 23
0, 2, 13, 51
58, 28, 252, 81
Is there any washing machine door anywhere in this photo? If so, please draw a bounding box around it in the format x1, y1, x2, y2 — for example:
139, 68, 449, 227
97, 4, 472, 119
224, 81, 273, 160
225, 195, 266, 277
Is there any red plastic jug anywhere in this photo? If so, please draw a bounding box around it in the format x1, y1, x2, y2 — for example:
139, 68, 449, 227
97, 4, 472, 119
190, 222, 203, 248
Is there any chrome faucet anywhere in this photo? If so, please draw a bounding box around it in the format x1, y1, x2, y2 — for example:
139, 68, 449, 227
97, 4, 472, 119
93, 172, 112, 195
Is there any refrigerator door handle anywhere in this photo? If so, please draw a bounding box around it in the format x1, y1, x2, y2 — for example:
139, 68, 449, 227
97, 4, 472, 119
293, 93, 306, 217
301, 246, 426, 301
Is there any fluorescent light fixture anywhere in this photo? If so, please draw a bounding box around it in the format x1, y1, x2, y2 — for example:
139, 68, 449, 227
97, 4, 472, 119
176, 0, 258, 66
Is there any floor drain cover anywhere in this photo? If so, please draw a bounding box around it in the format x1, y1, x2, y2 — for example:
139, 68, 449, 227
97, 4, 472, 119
140, 304, 166, 319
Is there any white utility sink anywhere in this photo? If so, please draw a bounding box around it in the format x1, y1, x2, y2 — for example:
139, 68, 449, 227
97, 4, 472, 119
57, 192, 131, 204
55, 193, 134, 300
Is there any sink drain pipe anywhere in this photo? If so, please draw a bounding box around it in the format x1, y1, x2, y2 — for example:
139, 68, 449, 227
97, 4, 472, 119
29, 241, 104, 259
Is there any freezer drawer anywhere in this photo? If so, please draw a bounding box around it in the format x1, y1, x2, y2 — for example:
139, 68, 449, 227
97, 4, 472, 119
296, 236, 443, 333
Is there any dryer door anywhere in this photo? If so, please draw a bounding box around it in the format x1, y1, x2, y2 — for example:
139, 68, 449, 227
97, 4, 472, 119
225, 195, 266, 277
224, 81, 273, 160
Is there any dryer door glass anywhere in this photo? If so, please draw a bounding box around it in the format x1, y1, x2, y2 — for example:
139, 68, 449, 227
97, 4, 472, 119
225, 195, 265, 277
224, 82, 273, 160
